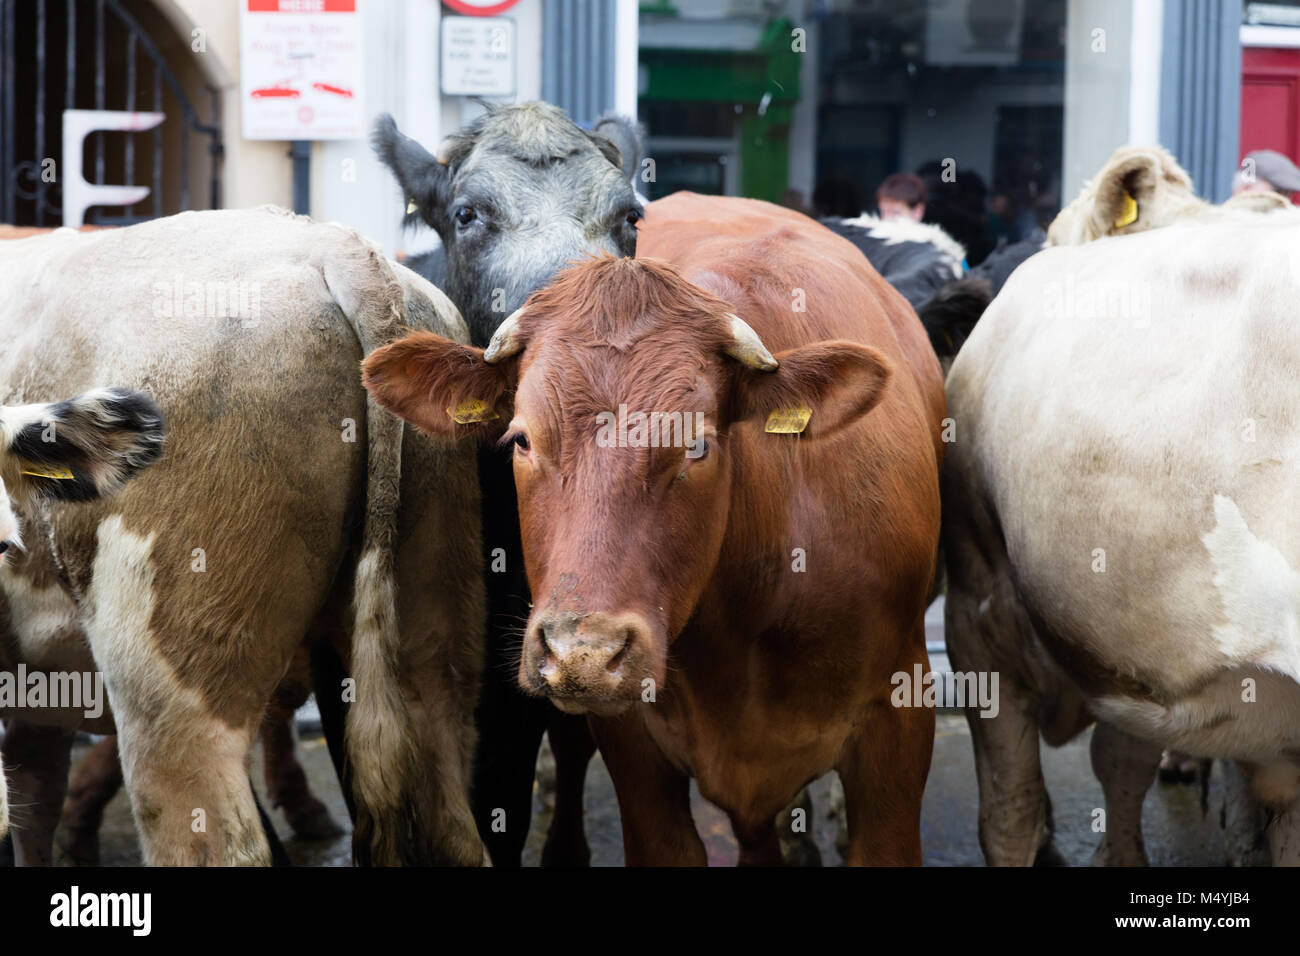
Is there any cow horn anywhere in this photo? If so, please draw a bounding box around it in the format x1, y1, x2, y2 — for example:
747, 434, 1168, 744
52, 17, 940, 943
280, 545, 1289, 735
723, 314, 778, 370
434, 137, 457, 166
483, 308, 527, 364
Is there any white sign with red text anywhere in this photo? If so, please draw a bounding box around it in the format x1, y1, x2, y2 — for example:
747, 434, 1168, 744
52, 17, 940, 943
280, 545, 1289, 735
240, 0, 364, 140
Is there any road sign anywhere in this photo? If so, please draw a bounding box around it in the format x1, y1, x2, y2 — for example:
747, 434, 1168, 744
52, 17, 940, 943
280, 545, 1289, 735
441, 15, 515, 97
443, 0, 523, 16
240, 0, 365, 140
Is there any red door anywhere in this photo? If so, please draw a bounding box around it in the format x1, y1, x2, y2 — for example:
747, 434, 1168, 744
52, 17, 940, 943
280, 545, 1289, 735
1241, 47, 1300, 171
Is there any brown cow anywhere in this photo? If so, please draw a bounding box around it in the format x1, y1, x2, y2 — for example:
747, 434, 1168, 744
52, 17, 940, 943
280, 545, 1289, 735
363, 193, 945, 865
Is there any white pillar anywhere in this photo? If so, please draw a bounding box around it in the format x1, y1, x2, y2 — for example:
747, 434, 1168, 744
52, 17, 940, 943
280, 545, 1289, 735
1063, 0, 1136, 201
312, 0, 444, 259
614, 0, 639, 119
1128, 0, 1164, 146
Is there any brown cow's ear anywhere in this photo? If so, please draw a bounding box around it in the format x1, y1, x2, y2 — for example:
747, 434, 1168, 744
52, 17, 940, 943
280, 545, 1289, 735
362, 332, 513, 439
733, 341, 891, 441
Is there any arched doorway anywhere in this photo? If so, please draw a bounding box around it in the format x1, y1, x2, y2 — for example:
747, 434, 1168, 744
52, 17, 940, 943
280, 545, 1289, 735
0, 0, 222, 226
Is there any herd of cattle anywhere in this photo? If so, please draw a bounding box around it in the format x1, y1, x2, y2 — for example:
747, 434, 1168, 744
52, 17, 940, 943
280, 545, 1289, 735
0, 100, 1298, 866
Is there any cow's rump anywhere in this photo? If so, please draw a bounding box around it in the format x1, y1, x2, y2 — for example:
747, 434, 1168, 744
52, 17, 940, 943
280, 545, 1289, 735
946, 210, 1300, 762
0, 207, 485, 865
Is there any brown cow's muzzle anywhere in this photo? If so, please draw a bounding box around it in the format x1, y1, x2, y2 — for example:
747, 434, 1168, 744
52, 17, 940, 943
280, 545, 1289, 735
521, 610, 658, 715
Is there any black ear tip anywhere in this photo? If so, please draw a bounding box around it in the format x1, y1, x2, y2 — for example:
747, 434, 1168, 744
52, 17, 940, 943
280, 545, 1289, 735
371, 113, 399, 150
103, 386, 163, 420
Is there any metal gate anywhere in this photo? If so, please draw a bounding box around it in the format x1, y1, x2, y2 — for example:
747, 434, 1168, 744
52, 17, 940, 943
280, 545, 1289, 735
0, 0, 222, 226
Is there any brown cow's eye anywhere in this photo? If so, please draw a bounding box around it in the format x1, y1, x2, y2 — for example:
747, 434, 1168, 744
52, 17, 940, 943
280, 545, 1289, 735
511, 433, 530, 453
676, 439, 709, 481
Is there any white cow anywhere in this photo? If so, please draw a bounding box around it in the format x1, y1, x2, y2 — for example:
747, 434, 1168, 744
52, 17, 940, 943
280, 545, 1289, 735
0, 388, 164, 840
944, 147, 1300, 866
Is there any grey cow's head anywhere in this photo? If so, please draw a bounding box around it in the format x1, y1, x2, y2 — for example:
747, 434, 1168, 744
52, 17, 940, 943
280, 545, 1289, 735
373, 102, 643, 346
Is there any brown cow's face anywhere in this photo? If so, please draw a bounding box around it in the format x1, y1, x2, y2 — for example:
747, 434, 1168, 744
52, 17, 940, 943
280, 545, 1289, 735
508, 347, 733, 715
361, 255, 893, 715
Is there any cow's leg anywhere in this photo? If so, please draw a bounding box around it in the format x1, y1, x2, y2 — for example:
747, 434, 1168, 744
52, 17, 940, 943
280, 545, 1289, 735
309, 627, 354, 822
1089, 720, 1160, 866
827, 772, 850, 859
590, 713, 706, 866
111, 700, 266, 866
79, 540, 284, 865
0, 719, 75, 865
776, 785, 823, 866
540, 712, 595, 866
472, 676, 547, 864
962, 686, 1056, 866
59, 734, 123, 865
471, 450, 546, 866
1268, 799, 1300, 866
261, 705, 342, 840
734, 817, 784, 867
1220, 760, 1270, 867
1246, 762, 1300, 866
837, 690, 933, 866
944, 519, 1066, 866
261, 645, 343, 841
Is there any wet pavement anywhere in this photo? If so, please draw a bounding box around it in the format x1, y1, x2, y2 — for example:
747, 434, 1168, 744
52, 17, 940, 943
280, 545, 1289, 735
42, 709, 1232, 866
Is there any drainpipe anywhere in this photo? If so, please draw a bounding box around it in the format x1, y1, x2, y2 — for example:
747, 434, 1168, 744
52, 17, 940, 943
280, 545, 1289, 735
289, 140, 311, 215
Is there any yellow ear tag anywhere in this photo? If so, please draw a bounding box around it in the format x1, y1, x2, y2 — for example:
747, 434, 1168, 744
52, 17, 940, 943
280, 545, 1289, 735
406, 198, 419, 215
765, 406, 812, 434
1113, 191, 1138, 229
21, 465, 75, 480
448, 399, 498, 424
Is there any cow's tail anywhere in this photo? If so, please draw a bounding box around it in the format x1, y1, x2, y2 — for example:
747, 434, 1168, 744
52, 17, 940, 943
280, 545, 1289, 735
916, 276, 993, 368
0, 758, 8, 840
326, 241, 424, 865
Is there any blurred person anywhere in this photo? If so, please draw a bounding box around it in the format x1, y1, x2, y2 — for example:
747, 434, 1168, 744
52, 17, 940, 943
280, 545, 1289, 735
1233, 149, 1300, 200
916, 160, 995, 266
812, 173, 863, 219
778, 188, 811, 216
875, 172, 927, 221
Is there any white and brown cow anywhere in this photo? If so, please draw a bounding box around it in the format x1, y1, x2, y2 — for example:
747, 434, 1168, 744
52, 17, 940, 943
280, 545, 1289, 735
0, 387, 164, 842
943, 145, 1300, 866
0, 207, 486, 865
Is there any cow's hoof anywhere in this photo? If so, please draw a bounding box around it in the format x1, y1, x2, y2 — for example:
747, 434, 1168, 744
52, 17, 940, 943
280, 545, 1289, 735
56, 830, 100, 866
540, 836, 591, 867
1033, 841, 1067, 866
778, 836, 823, 867
1091, 840, 1148, 867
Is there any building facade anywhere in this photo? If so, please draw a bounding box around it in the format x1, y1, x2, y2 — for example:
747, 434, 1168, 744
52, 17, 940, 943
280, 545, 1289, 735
0, 0, 1294, 265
